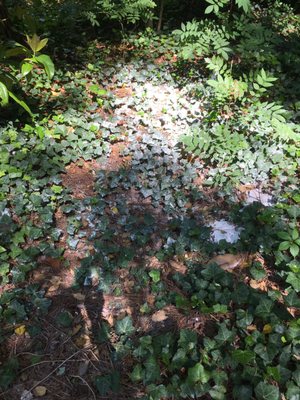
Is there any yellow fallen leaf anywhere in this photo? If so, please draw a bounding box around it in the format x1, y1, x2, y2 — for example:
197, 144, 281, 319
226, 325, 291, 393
51, 91, 60, 97
15, 325, 26, 335
33, 386, 47, 397
111, 206, 119, 214
263, 324, 272, 334
75, 334, 91, 348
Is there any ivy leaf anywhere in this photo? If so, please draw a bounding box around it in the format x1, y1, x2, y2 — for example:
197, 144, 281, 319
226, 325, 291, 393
286, 273, 300, 292
51, 185, 63, 194
0, 263, 10, 284
209, 385, 226, 400
115, 316, 135, 336
255, 298, 274, 319
250, 264, 266, 280
233, 385, 252, 400
215, 323, 234, 345
144, 356, 160, 384
95, 374, 111, 396
56, 311, 73, 327
172, 348, 188, 369
130, 364, 143, 382
149, 269, 161, 283
146, 384, 168, 400
254, 382, 279, 400
187, 363, 210, 384
178, 329, 197, 350
232, 349, 255, 365
284, 291, 300, 307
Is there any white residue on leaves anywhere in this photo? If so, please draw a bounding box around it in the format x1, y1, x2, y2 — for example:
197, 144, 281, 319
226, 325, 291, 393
208, 219, 242, 243
245, 188, 273, 207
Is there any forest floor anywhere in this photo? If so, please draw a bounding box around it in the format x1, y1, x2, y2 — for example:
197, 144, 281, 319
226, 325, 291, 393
0, 46, 299, 400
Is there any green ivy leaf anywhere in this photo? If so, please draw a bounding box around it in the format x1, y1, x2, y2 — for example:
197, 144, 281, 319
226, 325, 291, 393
215, 323, 234, 345
187, 363, 210, 384
250, 264, 267, 280
149, 269, 161, 283
233, 385, 252, 400
232, 349, 255, 365
115, 316, 135, 336
254, 382, 279, 400
130, 364, 144, 382
284, 291, 300, 307
178, 329, 197, 350
144, 355, 161, 384
51, 185, 63, 194
55, 311, 73, 327
95, 374, 111, 396
255, 298, 274, 319
286, 272, 300, 292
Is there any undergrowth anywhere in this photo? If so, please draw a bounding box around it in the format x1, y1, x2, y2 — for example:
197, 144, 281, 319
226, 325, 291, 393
0, 1, 300, 399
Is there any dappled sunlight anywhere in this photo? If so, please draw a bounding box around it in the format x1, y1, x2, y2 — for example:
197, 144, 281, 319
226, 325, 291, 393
1, 1, 300, 398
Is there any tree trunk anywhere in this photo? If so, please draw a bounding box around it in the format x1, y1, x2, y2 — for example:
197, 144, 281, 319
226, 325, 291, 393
0, 0, 12, 39
157, 0, 165, 32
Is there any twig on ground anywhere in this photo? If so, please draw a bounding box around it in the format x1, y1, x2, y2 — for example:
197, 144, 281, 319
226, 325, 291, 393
20, 358, 86, 373
27, 349, 87, 393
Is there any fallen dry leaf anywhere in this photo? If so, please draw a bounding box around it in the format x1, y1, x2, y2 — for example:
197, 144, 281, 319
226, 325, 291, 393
238, 184, 256, 193
152, 310, 168, 322
247, 324, 257, 332
75, 334, 91, 348
146, 294, 156, 306
124, 279, 135, 293
33, 386, 47, 397
72, 324, 82, 336
169, 259, 187, 274
106, 315, 114, 326
209, 253, 246, 272
249, 279, 267, 291
47, 285, 59, 294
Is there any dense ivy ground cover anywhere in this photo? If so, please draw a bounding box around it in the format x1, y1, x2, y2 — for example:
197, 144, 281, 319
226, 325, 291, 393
0, 3, 300, 399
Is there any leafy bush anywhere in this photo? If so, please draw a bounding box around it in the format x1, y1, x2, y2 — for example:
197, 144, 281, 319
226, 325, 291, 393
0, 34, 54, 115
173, 19, 232, 60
